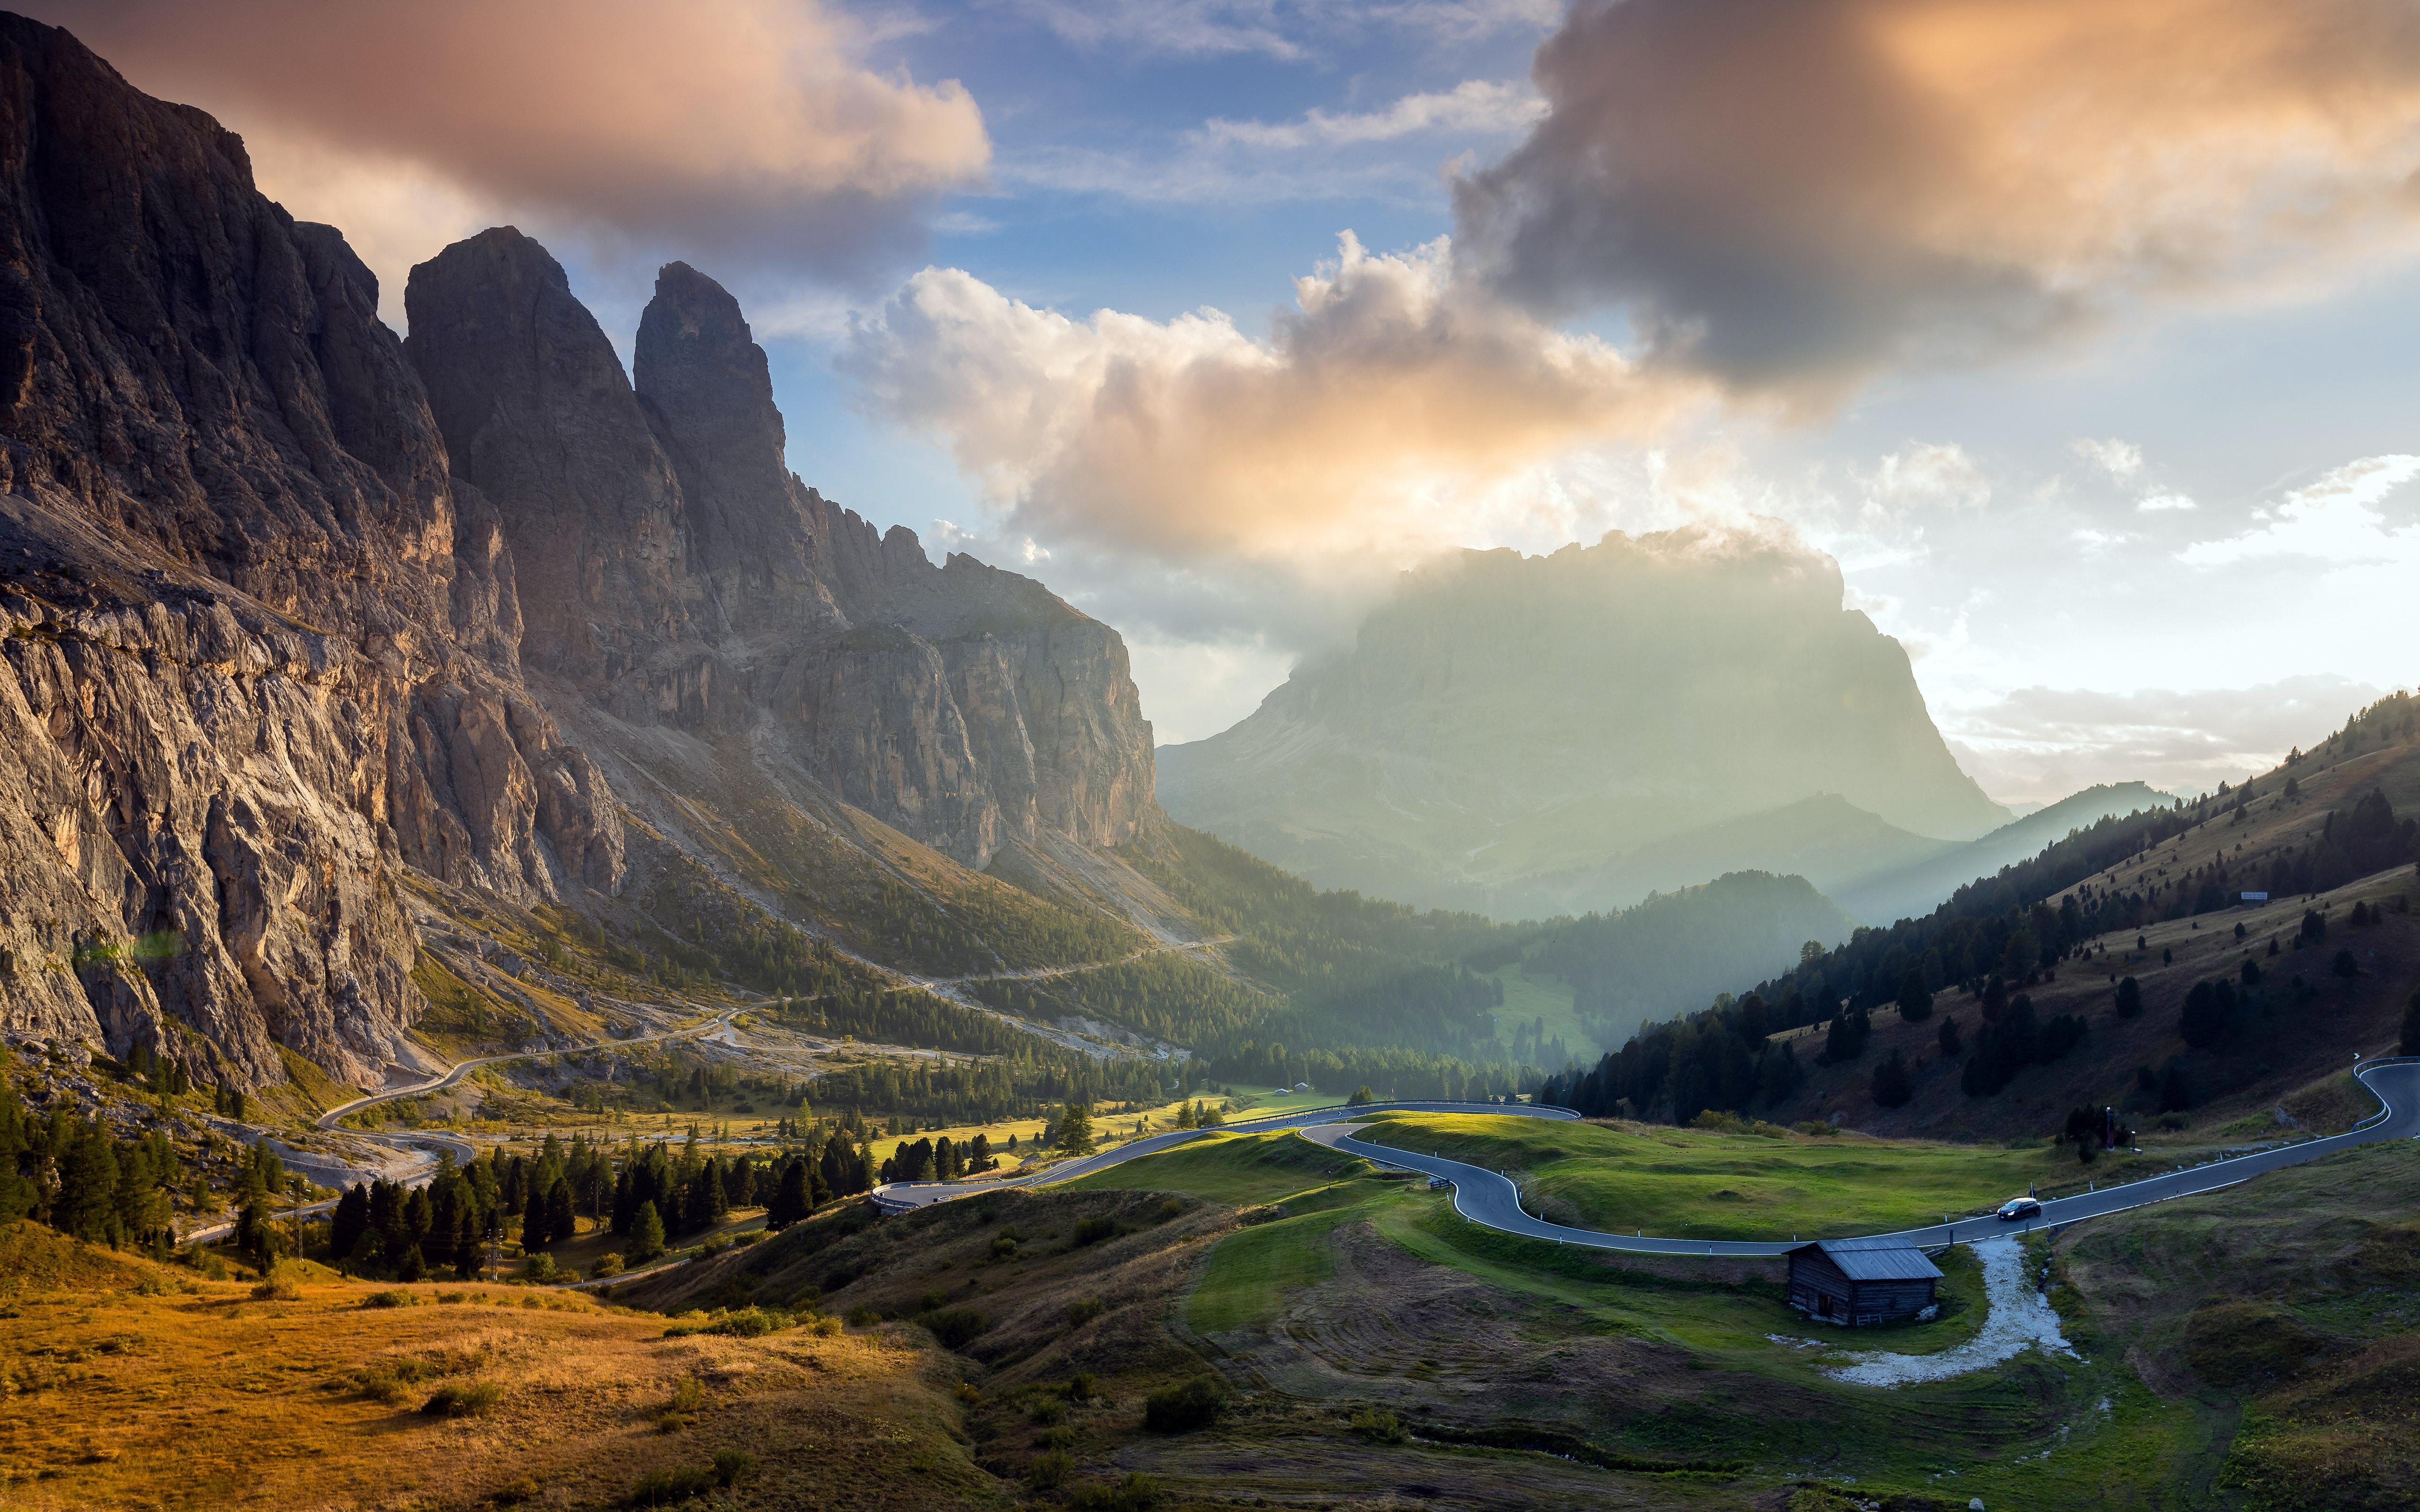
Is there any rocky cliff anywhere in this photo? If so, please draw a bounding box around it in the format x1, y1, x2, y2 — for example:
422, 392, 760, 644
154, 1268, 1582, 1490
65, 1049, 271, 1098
1156, 531, 2007, 919
0, 14, 1157, 1091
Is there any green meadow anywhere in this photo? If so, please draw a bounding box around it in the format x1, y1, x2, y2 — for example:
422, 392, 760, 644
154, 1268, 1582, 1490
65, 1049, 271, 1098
1355, 1112, 2153, 1239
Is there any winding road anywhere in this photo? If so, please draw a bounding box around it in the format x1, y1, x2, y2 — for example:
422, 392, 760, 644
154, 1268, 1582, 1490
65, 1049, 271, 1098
873, 1057, 2420, 1256
176, 1003, 756, 1243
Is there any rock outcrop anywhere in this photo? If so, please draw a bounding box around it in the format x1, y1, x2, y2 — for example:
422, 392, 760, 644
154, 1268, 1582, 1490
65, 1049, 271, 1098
1157, 531, 2007, 919
0, 14, 1154, 1090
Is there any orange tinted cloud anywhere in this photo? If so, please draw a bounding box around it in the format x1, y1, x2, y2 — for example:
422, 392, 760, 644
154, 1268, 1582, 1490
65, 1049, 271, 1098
39, 0, 987, 274
1456, 0, 2420, 395
843, 234, 1704, 564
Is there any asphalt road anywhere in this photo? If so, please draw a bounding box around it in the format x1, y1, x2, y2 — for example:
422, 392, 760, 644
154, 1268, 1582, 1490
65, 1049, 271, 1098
875, 1058, 2420, 1254
869, 1099, 1574, 1212
177, 1003, 755, 1244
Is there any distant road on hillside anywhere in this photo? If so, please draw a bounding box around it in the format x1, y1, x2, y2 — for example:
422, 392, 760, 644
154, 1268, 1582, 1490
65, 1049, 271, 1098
878, 1060, 2420, 1256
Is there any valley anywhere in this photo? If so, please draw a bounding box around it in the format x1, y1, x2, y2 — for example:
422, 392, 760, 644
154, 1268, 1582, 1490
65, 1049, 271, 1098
0, 9, 2416, 1512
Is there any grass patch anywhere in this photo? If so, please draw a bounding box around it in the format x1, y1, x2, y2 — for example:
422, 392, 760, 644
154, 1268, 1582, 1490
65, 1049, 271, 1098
1358, 1112, 2137, 1239
1062, 1129, 1373, 1208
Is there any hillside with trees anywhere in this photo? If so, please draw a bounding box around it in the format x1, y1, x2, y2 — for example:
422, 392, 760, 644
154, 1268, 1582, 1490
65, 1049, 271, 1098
1541, 693, 2420, 1140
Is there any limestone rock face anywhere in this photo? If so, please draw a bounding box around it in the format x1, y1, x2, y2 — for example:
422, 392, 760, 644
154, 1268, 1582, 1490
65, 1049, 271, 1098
0, 14, 1156, 1088
0, 17, 619, 1085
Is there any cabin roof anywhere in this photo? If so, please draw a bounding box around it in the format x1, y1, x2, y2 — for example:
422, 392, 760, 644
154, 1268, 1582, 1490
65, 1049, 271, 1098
1795, 1238, 1944, 1282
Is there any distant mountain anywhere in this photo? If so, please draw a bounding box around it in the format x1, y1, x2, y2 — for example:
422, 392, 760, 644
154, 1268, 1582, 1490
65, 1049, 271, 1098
1519, 871, 1856, 1053
1156, 533, 2007, 920
1520, 793, 1960, 919
1830, 782, 2175, 925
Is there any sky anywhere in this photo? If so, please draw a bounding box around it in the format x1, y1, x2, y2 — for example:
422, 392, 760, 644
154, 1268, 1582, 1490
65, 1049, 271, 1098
36, 0, 2420, 808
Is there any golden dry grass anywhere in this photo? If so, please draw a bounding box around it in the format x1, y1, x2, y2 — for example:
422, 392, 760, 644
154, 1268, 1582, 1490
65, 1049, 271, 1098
0, 1225, 993, 1511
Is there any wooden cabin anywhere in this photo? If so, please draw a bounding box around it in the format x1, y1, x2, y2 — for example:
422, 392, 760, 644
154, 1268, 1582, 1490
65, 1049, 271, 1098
1786, 1237, 1943, 1325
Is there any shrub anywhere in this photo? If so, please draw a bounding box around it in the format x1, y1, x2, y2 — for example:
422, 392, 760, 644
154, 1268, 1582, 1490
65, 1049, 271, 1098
592, 1253, 624, 1279
989, 1235, 1019, 1261
1063, 1370, 1098, 1402
1030, 1396, 1068, 1425
250, 1261, 302, 1302
844, 1305, 882, 1327
919, 1288, 949, 1311
523, 1253, 559, 1283
1067, 1296, 1107, 1330
491, 1476, 539, 1505
806, 1313, 843, 1337
705, 1307, 791, 1338
710, 1449, 755, 1486
657, 1375, 704, 1433
1072, 1216, 1119, 1247
420, 1382, 501, 1418
1068, 1472, 1164, 1512
628, 1466, 717, 1505
922, 1308, 988, 1350
1348, 1407, 1405, 1443
362, 1289, 414, 1309
1142, 1376, 1224, 1433
1026, 1451, 1076, 1490
1154, 1199, 1184, 1223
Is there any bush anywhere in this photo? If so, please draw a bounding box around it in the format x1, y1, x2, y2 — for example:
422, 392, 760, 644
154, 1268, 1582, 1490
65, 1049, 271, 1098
1063, 1370, 1098, 1402
363, 1289, 415, 1309
592, 1253, 624, 1279
806, 1313, 843, 1337
251, 1262, 303, 1301
628, 1466, 717, 1505
989, 1235, 1019, 1261
704, 1307, 791, 1338
845, 1305, 882, 1327
1072, 1216, 1119, 1247
1067, 1296, 1107, 1330
922, 1307, 989, 1349
1348, 1407, 1405, 1443
710, 1449, 755, 1486
1026, 1451, 1076, 1490
1142, 1376, 1224, 1433
420, 1382, 501, 1418
523, 1253, 559, 1283
1068, 1472, 1163, 1512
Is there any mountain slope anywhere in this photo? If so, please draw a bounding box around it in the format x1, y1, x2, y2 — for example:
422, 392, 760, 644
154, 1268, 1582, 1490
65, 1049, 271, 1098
0, 15, 1167, 1095
1832, 780, 2174, 925
1157, 533, 2007, 919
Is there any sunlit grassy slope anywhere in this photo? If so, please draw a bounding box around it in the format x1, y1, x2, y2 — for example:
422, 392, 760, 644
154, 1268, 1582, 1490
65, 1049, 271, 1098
1356, 1113, 2150, 1239
0, 1227, 986, 1512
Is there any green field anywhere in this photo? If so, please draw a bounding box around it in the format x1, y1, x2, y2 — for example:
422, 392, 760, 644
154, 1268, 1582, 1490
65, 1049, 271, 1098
1486, 964, 1603, 1061
1068, 1127, 2212, 1504
1355, 1113, 2153, 1240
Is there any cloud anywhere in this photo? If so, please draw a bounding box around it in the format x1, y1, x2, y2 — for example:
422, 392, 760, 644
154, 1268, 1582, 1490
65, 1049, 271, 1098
38, 0, 988, 285
1863, 441, 1990, 513
1200, 80, 1545, 150
1942, 676, 2389, 804
1008, 0, 1558, 59
2136, 493, 2198, 513
841, 232, 1702, 575
1452, 0, 2420, 397
2180, 454, 2420, 566
2070, 438, 2143, 480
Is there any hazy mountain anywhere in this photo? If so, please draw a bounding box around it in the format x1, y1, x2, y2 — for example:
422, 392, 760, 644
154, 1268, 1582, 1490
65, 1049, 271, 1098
1157, 533, 2007, 920
1829, 781, 2175, 925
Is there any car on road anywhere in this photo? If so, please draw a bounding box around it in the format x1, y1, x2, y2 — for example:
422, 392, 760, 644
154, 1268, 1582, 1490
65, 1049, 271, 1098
1996, 1196, 2043, 1222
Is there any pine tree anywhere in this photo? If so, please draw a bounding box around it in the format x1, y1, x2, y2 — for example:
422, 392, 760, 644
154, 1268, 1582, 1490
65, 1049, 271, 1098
768, 1160, 812, 1230
1056, 1102, 1096, 1156
331, 1183, 371, 1260
2114, 976, 2142, 1019
1869, 1050, 1914, 1109
2402, 984, 2420, 1057
630, 1200, 666, 1262
54, 1121, 121, 1244
545, 1178, 575, 1247
521, 1197, 549, 1256
1895, 969, 1933, 1023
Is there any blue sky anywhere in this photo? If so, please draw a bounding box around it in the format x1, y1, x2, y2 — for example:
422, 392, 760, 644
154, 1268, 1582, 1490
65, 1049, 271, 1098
49, 0, 2420, 805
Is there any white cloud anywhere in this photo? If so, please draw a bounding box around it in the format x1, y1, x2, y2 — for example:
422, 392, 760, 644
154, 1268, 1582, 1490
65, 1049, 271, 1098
1942, 676, 2388, 805
1864, 442, 1991, 513
2136, 492, 2199, 512
1199, 80, 1545, 150
2070, 437, 2144, 479
1008, 0, 1558, 59
2180, 453, 2420, 566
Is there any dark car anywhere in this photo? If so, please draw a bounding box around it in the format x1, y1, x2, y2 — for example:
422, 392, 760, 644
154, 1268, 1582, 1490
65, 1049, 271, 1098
1996, 1196, 2043, 1222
